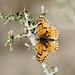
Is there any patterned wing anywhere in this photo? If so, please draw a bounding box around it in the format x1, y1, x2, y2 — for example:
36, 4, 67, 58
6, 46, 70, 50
45, 26, 59, 40
45, 41, 59, 53
36, 41, 49, 63
38, 15, 50, 37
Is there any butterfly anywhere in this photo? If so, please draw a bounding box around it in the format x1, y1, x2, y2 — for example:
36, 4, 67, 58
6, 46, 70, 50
36, 15, 59, 63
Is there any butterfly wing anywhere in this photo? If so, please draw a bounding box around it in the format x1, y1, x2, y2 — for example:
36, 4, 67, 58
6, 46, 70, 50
45, 26, 59, 40
38, 15, 50, 37
37, 16, 59, 63
36, 41, 49, 63
45, 41, 59, 52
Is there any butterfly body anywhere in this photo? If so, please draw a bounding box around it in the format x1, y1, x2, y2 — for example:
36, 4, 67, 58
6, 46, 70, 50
36, 15, 59, 63
37, 36, 54, 45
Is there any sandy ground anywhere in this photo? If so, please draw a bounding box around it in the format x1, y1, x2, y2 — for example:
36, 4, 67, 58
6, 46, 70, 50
0, 0, 75, 75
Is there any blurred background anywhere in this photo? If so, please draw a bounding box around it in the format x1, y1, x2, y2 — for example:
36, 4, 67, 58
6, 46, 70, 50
0, 0, 75, 75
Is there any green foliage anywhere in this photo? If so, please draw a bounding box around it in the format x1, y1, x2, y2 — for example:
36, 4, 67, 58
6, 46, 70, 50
48, 67, 54, 72
40, 66, 44, 72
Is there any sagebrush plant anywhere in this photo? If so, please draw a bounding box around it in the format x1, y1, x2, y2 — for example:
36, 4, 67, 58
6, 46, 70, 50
0, 5, 58, 75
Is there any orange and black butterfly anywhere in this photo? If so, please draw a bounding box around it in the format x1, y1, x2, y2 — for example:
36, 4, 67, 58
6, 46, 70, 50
36, 15, 59, 63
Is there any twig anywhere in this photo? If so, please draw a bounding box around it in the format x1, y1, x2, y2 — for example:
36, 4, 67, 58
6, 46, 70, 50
23, 6, 58, 75
5, 33, 29, 47
29, 24, 38, 30
42, 63, 58, 75
23, 7, 31, 36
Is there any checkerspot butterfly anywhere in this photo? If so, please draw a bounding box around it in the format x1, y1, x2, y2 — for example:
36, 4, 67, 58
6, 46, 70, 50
36, 15, 59, 63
